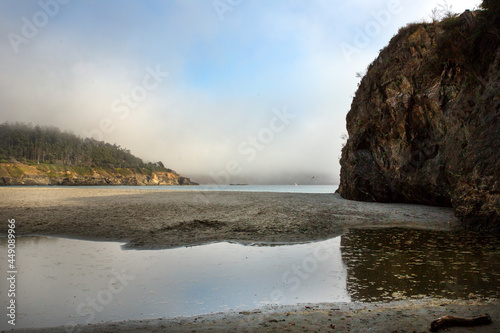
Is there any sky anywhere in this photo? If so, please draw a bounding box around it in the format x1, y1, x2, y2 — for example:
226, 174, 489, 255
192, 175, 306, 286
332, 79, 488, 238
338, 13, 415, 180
0, 0, 480, 185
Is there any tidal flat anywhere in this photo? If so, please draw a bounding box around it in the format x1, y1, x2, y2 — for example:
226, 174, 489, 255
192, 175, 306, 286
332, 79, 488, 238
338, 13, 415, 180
0, 187, 460, 248
1, 187, 498, 332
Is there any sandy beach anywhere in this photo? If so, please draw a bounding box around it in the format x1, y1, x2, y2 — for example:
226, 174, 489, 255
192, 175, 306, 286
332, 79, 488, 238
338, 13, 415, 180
0, 187, 460, 249
7, 298, 499, 333
1, 187, 497, 332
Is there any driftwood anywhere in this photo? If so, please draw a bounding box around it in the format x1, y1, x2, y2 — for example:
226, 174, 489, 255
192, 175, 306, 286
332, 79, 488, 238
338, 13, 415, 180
430, 314, 492, 332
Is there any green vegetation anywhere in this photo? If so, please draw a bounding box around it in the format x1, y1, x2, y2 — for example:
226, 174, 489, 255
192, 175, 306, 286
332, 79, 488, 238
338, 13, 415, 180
436, 0, 500, 74
35, 164, 95, 176
0, 122, 174, 173
0, 164, 25, 178
395, 1, 499, 80
481, 0, 500, 20
440, 14, 460, 29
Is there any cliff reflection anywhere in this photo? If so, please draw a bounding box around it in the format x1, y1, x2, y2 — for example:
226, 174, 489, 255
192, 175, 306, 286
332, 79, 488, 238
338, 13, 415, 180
340, 228, 500, 302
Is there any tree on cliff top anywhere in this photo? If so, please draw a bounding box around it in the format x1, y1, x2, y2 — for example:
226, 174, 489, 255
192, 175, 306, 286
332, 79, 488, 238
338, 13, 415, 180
0, 122, 173, 173
481, 0, 500, 27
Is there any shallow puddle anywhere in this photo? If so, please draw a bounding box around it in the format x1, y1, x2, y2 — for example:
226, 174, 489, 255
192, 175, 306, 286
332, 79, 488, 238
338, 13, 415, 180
0, 228, 499, 329
0, 236, 348, 329
341, 228, 500, 302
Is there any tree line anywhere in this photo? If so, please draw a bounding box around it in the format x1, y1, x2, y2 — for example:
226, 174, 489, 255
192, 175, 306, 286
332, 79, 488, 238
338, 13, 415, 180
0, 122, 172, 172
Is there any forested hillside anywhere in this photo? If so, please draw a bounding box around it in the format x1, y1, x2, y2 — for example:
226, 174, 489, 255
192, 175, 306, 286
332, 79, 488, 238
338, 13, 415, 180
0, 122, 170, 172
0, 122, 197, 186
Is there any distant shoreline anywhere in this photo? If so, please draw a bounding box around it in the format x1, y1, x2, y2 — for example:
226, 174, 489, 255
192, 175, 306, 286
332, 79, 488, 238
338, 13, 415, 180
0, 162, 198, 186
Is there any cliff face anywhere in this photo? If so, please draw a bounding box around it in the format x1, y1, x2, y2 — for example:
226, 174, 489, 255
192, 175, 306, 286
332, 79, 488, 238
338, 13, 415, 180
338, 11, 499, 232
0, 163, 198, 186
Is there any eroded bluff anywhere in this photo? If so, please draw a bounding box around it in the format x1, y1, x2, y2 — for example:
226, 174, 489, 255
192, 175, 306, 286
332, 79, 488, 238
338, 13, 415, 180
339, 11, 499, 232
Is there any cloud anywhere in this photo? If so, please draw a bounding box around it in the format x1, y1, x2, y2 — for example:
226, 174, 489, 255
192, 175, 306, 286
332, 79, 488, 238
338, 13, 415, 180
0, 0, 481, 184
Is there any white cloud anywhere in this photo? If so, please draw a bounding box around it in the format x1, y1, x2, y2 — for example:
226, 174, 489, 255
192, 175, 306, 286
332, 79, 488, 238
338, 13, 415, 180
0, 0, 482, 184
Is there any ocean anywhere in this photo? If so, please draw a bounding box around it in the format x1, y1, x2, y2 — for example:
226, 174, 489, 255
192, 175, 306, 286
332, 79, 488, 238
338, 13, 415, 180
33, 184, 339, 193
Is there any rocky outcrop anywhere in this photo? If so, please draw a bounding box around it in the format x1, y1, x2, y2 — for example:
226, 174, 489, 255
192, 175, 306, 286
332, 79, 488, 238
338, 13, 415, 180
0, 163, 198, 186
339, 10, 499, 232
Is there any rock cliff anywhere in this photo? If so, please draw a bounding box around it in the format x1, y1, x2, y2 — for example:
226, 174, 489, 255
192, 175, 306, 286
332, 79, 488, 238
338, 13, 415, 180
339, 9, 499, 232
0, 163, 198, 186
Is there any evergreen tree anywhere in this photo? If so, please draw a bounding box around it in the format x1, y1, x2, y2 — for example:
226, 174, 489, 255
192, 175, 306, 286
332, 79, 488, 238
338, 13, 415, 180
0, 122, 172, 172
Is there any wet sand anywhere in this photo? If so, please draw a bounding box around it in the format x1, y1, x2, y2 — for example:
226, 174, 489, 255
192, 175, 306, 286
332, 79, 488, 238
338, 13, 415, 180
2, 187, 497, 332
0, 187, 460, 249
11, 299, 500, 332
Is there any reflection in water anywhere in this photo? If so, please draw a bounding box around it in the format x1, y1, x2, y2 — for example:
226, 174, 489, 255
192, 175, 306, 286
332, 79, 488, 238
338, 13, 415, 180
341, 228, 500, 302
0, 236, 347, 329
1, 228, 498, 329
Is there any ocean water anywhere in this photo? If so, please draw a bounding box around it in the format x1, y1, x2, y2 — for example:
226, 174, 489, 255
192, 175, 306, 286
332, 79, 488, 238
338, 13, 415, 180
32, 184, 339, 193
